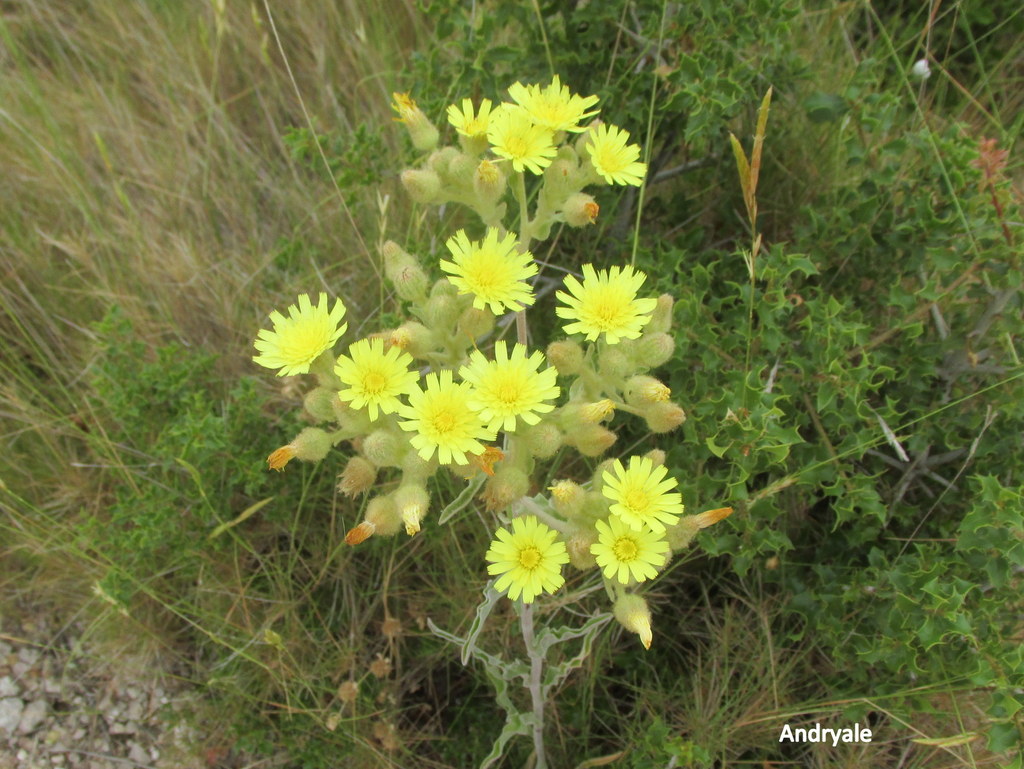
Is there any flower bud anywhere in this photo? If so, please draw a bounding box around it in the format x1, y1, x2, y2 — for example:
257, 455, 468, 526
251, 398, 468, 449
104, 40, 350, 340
331, 395, 372, 433
457, 306, 495, 341
644, 448, 666, 468
563, 193, 599, 227
390, 322, 435, 358
549, 480, 585, 517
424, 292, 460, 329
633, 332, 675, 368
391, 93, 439, 151
401, 448, 437, 484
521, 422, 563, 458
643, 401, 686, 433
459, 132, 490, 157
427, 146, 461, 177
363, 429, 402, 467
345, 520, 375, 546
541, 158, 577, 203
338, 456, 378, 496
614, 593, 653, 649
267, 444, 297, 471
303, 387, 339, 423
394, 484, 430, 535
365, 495, 403, 537
292, 427, 333, 462
565, 526, 598, 570
579, 399, 616, 423
566, 423, 616, 456
598, 346, 632, 379
546, 340, 585, 376
666, 507, 732, 550
648, 295, 675, 334
473, 159, 506, 205
480, 467, 530, 511
399, 168, 442, 203
625, 376, 671, 406
591, 459, 616, 493
444, 153, 477, 190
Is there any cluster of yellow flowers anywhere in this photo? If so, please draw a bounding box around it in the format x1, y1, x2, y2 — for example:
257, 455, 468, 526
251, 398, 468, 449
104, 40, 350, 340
252, 77, 730, 648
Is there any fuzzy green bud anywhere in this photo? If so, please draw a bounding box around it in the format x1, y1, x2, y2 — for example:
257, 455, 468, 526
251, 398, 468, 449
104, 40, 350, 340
565, 525, 598, 570
521, 422, 563, 458
331, 395, 371, 433
390, 322, 435, 358
365, 495, 402, 537
541, 157, 578, 204
338, 456, 378, 496
394, 484, 430, 535
424, 292, 461, 329
457, 306, 495, 341
591, 459, 616, 493
381, 241, 428, 301
444, 153, 477, 191
292, 427, 333, 462
400, 448, 437, 484
563, 192, 599, 228
613, 593, 653, 650
549, 479, 585, 517
643, 401, 687, 433
598, 346, 633, 380
633, 332, 675, 369
363, 429, 402, 467
399, 168, 442, 204
665, 516, 700, 551
546, 340, 585, 376
649, 295, 675, 334
427, 147, 461, 177
567, 423, 617, 456
393, 94, 439, 151
625, 375, 672, 406
473, 159, 507, 205
645, 448, 666, 468
480, 466, 530, 511
304, 387, 340, 423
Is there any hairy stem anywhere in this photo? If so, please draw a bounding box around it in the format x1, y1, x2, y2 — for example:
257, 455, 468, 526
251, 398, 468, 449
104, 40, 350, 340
520, 602, 547, 769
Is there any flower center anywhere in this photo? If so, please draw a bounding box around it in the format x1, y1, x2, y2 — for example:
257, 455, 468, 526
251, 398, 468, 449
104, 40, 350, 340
496, 381, 522, 406
612, 537, 639, 562
430, 409, 457, 435
518, 546, 542, 570
506, 136, 529, 158
623, 489, 649, 512
361, 370, 388, 395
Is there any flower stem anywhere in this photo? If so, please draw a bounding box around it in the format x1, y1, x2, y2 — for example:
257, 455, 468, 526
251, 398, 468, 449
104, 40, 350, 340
520, 602, 547, 769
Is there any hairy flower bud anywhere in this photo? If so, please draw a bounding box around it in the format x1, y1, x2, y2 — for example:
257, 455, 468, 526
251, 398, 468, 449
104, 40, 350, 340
427, 147, 461, 177
521, 422, 563, 458
648, 294, 675, 334
292, 427, 333, 462
338, 456, 378, 496
399, 168, 442, 203
625, 375, 671, 406
643, 401, 686, 433
563, 192, 599, 227
598, 346, 632, 380
392, 92, 439, 151
665, 507, 732, 551
389, 322, 434, 358
565, 525, 598, 569
365, 495, 403, 537
424, 292, 460, 329
549, 480, 585, 517
567, 423, 616, 456
457, 306, 495, 341
480, 467, 530, 511
394, 484, 430, 535
473, 159, 507, 204
644, 448, 666, 468
304, 387, 339, 423
634, 332, 675, 368
363, 429, 402, 467
546, 340, 585, 376
614, 593, 653, 650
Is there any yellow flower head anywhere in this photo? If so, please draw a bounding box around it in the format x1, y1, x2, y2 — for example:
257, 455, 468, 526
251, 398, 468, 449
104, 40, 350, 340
585, 123, 647, 186
253, 292, 347, 376
460, 341, 560, 433
485, 515, 570, 603
555, 264, 658, 344
441, 228, 537, 314
447, 97, 495, 138
602, 456, 684, 532
487, 105, 557, 174
391, 92, 421, 123
507, 75, 599, 133
335, 338, 419, 421
591, 516, 669, 584
397, 370, 496, 465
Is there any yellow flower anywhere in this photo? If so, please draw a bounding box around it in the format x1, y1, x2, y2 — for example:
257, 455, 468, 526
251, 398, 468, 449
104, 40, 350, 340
601, 456, 684, 532
487, 105, 557, 174
253, 292, 347, 376
460, 341, 560, 432
585, 123, 647, 186
447, 97, 495, 137
591, 516, 669, 584
555, 264, 657, 344
485, 515, 570, 603
507, 75, 599, 133
440, 228, 537, 314
397, 370, 496, 465
335, 338, 419, 421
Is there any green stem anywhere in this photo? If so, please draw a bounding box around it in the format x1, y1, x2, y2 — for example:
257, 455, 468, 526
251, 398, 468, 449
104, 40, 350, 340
520, 603, 547, 769
514, 170, 532, 346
